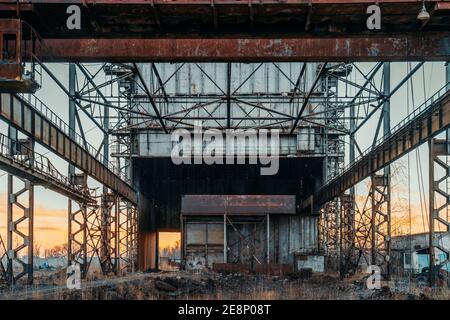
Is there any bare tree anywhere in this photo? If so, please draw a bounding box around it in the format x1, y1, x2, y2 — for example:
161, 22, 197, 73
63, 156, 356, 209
45, 243, 68, 258
34, 243, 42, 258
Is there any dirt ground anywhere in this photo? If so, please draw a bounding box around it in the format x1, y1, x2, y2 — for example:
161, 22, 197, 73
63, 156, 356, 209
1, 270, 449, 300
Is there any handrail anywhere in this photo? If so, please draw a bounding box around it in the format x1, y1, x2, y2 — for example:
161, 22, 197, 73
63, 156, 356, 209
17, 93, 127, 181
325, 83, 450, 185
0, 133, 96, 203
20, 20, 42, 87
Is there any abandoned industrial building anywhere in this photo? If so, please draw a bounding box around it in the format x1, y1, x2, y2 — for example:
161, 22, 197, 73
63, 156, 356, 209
0, 0, 449, 299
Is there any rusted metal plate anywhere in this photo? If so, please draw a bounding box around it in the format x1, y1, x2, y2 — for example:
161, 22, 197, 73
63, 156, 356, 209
181, 195, 296, 215
0, 0, 448, 61
32, 34, 450, 62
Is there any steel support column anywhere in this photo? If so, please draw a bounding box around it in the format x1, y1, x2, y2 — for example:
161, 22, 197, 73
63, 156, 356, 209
339, 69, 358, 277
370, 63, 391, 278
428, 138, 450, 287
6, 128, 34, 285
370, 174, 391, 276
339, 194, 356, 277
67, 63, 89, 277
68, 173, 90, 278
319, 69, 345, 272
0, 234, 7, 282
118, 198, 137, 273
100, 193, 119, 275
319, 200, 340, 270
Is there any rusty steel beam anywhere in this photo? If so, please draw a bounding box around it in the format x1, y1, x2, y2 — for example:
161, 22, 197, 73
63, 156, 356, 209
34, 34, 450, 62
307, 88, 450, 208
0, 0, 442, 4
0, 93, 137, 204
181, 195, 296, 215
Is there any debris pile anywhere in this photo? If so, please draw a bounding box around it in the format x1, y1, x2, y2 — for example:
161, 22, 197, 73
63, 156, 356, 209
1, 270, 449, 300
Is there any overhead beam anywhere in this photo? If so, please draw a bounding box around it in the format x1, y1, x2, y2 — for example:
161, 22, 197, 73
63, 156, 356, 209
34, 34, 450, 62
0, 138, 95, 204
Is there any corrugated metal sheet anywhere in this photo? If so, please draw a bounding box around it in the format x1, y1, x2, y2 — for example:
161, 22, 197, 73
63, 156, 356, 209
181, 194, 296, 215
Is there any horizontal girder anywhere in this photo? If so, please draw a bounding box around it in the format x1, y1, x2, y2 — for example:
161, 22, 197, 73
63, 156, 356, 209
32, 34, 450, 62
0, 134, 95, 204
306, 87, 450, 209
0, 93, 137, 204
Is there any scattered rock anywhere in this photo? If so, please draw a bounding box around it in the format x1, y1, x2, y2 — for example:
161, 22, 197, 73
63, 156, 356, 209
155, 280, 177, 292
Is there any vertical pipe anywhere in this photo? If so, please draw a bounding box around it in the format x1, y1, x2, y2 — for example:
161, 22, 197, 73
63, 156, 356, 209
155, 230, 159, 270
27, 180, 34, 285
429, 139, 435, 287
348, 73, 356, 275
370, 178, 376, 267
226, 62, 232, 129
446, 63, 450, 152
383, 62, 391, 279
223, 214, 227, 263
101, 62, 111, 271
349, 66, 356, 205
6, 122, 17, 283
115, 198, 119, 274
180, 214, 184, 270
68, 64, 76, 178
205, 222, 208, 268
6, 174, 12, 283
27, 133, 35, 285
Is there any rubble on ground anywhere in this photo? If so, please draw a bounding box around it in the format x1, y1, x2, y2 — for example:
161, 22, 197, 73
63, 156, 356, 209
0, 269, 449, 300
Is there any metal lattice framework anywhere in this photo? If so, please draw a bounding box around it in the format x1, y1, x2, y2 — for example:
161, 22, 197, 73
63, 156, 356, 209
429, 138, 450, 286
370, 174, 391, 277
0, 58, 448, 286
6, 174, 34, 284
68, 173, 99, 278
118, 198, 137, 273
100, 193, 119, 275
319, 201, 340, 268
0, 232, 8, 282
68, 199, 88, 277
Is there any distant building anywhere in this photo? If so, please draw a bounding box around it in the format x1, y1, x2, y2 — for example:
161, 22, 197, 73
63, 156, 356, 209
391, 232, 450, 276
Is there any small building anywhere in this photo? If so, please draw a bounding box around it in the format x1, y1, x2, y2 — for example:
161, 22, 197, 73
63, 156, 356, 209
180, 194, 324, 274
390, 232, 450, 276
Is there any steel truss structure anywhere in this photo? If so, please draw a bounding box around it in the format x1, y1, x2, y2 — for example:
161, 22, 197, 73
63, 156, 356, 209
317, 66, 450, 280
0, 233, 6, 282
0, 57, 449, 286
67, 64, 138, 277
429, 138, 450, 286
7, 174, 34, 284
0, 61, 139, 285
0, 5, 448, 290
